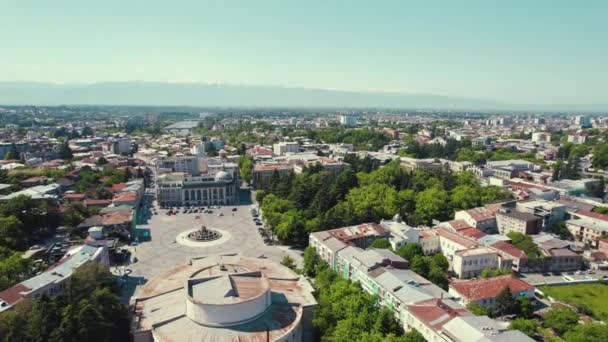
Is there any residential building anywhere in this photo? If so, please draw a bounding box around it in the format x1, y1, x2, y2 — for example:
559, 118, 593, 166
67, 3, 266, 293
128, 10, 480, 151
567, 132, 587, 144
496, 209, 542, 235
566, 216, 608, 247
251, 164, 292, 189
454, 207, 497, 234
381, 214, 420, 249
515, 199, 566, 227
273, 141, 300, 156
531, 132, 551, 144
448, 275, 535, 307
453, 247, 500, 279
0, 244, 109, 312
339, 114, 357, 126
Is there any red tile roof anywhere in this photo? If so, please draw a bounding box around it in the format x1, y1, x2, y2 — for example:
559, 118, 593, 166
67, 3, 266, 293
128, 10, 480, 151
113, 191, 137, 203
83, 199, 112, 207
254, 164, 290, 171
407, 298, 470, 330
63, 193, 86, 200
0, 283, 31, 306
444, 219, 474, 231
576, 209, 608, 222
436, 228, 478, 249
327, 223, 388, 243
450, 275, 533, 302
464, 207, 495, 222
106, 183, 127, 193
490, 241, 527, 260
458, 227, 487, 240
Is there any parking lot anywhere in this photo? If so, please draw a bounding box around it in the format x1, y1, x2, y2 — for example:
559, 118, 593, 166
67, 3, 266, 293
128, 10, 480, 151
519, 269, 608, 286
124, 190, 302, 299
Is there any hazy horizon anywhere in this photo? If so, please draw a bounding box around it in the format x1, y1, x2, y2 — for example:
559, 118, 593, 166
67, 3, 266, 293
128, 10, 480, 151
1, 1, 607, 107
0, 80, 606, 112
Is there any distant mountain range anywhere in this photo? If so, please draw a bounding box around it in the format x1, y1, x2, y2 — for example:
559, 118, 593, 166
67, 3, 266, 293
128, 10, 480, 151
0, 81, 605, 112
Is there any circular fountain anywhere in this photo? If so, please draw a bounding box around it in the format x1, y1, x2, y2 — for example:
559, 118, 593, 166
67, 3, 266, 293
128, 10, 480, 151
187, 226, 222, 242
176, 225, 231, 248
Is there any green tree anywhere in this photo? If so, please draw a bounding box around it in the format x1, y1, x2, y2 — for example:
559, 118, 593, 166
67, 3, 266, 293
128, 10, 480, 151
410, 256, 430, 278
495, 286, 519, 316
370, 238, 392, 249
96, 156, 108, 166
0, 249, 32, 291
592, 144, 608, 169
4, 143, 20, 160
509, 318, 539, 337
517, 296, 534, 319
395, 243, 423, 261
81, 126, 94, 137
274, 209, 306, 244
280, 255, 296, 270
347, 183, 399, 222
58, 142, 73, 160
26, 294, 60, 342
466, 302, 488, 315
0, 215, 26, 250
415, 187, 449, 225
564, 322, 608, 342
450, 185, 481, 210
430, 253, 449, 271
544, 307, 579, 335
303, 246, 321, 277
238, 156, 254, 183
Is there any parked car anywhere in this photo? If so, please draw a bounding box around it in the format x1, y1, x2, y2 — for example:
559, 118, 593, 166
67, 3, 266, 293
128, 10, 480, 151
232, 208, 237, 212
218, 213, 224, 217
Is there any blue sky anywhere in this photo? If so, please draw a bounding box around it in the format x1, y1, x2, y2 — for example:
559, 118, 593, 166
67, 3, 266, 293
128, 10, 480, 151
1, 0, 606, 104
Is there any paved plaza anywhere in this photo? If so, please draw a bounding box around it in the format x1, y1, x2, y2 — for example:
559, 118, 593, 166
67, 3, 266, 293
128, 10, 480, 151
125, 190, 303, 299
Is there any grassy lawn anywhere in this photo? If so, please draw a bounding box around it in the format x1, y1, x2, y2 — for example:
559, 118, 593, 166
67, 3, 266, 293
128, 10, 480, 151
540, 283, 608, 321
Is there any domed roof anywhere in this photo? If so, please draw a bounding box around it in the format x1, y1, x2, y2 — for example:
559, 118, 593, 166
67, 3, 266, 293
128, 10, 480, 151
214, 170, 232, 182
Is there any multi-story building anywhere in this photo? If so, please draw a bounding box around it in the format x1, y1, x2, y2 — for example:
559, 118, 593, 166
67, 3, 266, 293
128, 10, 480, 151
531, 132, 551, 144
515, 199, 566, 228
567, 132, 588, 144
452, 247, 500, 279
381, 214, 420, 249
566, 214, 608, 247
574, 115, 591, 128
273, 141, 300, 156
454, 207, 497, 234
0, 244, 109, 313
496, 209, 542, 235
449, 275, 535, 307
251, 164, 292, 189
111, 137, 132, 154
156, 156, 203, 175
318, 238, 527, 342
339, 114, 357, 127
156, 170, 238, 207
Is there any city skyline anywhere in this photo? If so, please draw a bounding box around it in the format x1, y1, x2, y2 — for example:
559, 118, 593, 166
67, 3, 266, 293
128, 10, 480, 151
1, 1, 607, 106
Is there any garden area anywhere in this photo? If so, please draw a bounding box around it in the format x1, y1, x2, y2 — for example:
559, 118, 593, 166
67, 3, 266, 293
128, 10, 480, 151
540, 283, 608, 321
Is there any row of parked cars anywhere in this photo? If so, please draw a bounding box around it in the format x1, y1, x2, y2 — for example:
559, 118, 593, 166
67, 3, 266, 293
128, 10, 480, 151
251, 209, 273, 245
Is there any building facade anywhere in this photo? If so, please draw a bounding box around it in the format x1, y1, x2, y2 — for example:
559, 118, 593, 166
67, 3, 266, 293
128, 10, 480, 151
156, 171, 238, 207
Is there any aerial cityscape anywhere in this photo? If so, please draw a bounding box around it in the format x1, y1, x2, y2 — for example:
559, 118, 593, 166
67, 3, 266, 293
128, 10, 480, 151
1, 2, 607, 342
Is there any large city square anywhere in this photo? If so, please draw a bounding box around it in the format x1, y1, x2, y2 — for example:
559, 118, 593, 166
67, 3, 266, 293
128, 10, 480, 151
124, 189, 303, 299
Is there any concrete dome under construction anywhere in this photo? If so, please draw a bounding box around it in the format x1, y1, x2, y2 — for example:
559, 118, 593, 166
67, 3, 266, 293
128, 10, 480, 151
132, 257, 317, 342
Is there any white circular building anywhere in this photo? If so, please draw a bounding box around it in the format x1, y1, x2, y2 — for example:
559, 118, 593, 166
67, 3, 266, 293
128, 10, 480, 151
132, 258, 317, 342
